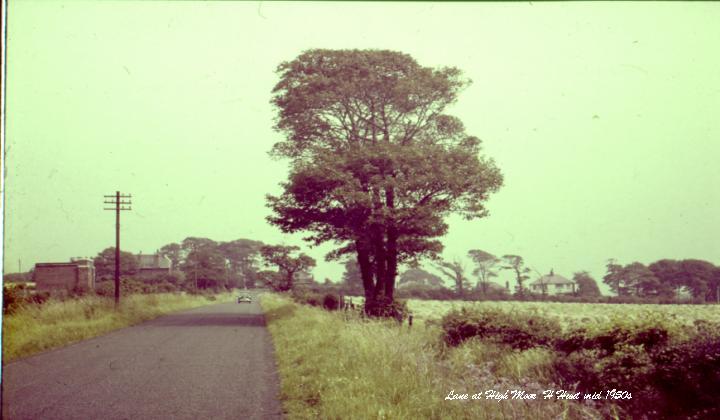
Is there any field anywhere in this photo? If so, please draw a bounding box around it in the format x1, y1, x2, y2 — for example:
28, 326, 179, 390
262, 294, 720, 419
405, 299, 720, 326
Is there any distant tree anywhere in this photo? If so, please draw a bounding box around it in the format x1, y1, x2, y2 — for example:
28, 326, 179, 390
468, 249, 499, 294
434, 259, 471, 297
648, 259, 684, 297
341, 259, 363, 293
603, 260, 665, 297
708, 265, 720, 303
181, 237, 217, 254
677, 259, 716, 301
501, 255, 530, 296
266, 49, 503, 314
94, 248, 139, 280
603, 259, 626, 296
260, 245, 316, 291
158, 242, 183, 269
181, 247, 227, 289
625, 262, 662, 297
398, 268, 444, 288
573, 271, 601, 297
217, 239, 264, 289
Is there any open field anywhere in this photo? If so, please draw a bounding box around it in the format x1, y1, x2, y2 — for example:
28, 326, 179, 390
2, 291, 236, 362
404, 299, 720, 326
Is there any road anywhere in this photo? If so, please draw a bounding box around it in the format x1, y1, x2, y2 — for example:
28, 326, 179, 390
2, 299, 284, 419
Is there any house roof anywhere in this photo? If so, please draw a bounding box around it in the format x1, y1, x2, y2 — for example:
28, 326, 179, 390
36, 259, 94, 268
136, 253, 171, 269
530, 270, 574, 286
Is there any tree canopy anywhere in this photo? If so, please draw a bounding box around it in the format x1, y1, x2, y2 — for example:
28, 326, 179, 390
267, 49, 503, 310
94, 248, 139, 280
468, 249, 499, 294
501, 254, 530, 296
398, 267, 444, 288
573, 271, 602, 297
260, 245, 316, 291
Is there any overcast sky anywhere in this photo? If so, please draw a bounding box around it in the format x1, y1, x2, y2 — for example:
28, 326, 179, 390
4, 2, 719, 291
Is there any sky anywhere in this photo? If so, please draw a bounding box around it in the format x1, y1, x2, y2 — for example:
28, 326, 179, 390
3, 1, 720, 292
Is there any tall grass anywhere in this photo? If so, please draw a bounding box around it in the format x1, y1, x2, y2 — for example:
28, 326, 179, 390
3, 292, 234, 362
261, 294, 603, 420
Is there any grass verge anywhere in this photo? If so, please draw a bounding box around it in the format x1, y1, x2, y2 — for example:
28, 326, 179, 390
260, 293, 605, 420
3, 292, 234, 363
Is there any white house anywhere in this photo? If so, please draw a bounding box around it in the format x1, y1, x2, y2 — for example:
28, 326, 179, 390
529, 269, 576, 295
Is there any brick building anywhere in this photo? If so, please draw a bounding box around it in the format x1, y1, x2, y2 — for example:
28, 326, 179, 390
34, 258, 96, 292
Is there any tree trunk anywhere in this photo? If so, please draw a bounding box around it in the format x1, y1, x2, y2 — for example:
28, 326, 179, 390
371, 187, 386, 299
384, 187, 397, 300
372, 225, 386, 299
356, 238, 375, 301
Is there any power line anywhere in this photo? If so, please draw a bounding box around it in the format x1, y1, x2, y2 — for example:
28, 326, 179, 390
103, 191, 132, 307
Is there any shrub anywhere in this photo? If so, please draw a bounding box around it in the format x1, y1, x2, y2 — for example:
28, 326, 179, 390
441, 307, 562, 350
3, 286, 51, 314
3, 286, 26, 314
31, 291, 51, 305
552, 317, 720, 419
649, 334, 720, 418
363, 296, 408, 321
290, 289, 324, 308
322, 293, 340, 311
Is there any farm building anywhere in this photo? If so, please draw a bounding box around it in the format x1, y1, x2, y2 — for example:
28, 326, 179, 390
135, 252, 173, 279
529, 269, 576, 295
33, 258, 96, 292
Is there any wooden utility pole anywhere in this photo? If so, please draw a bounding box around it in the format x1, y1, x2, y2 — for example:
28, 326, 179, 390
104, 191, 132, 306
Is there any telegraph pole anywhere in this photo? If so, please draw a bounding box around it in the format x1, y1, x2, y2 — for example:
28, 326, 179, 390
104, 191, 132, 306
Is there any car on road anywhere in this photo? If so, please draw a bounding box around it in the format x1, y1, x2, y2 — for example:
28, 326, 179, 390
237, 294, 253, 303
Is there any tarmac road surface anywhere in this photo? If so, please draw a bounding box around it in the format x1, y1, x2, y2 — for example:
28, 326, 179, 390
2, 299, 284, 419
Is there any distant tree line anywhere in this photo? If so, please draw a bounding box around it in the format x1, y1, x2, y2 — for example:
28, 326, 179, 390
604, 258, 720, 302
91, 237, 265, 290
88, 238, 321, 292
335, 249, 719, 303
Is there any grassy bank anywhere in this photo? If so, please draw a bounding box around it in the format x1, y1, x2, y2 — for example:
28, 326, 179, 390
260, 294, 603, 420
3, 292, 234, 362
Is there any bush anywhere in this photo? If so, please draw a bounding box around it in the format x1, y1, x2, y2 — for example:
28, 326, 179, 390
649, 334, 720, 418
363, 296, 408, 321
3, 286, 51, 314
290, 289, 324, 308
3, 286, 26, 314
322, 293, 340, 311
95, 278, 180, 296
441, 307, 562, 350
552, 317, 720, 419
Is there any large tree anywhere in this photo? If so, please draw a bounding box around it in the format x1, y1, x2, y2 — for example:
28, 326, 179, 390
266, 49, 502, 313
